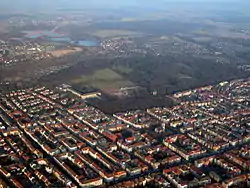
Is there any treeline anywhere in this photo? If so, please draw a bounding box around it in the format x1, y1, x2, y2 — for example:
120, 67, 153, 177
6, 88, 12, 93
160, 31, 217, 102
112, 55, 249, 94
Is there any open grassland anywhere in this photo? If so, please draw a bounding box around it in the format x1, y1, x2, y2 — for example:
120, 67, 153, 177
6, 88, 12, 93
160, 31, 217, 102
71, 68, 134, 91
112, 65, 133, 74
192, 37, 213, 42
90, 29, 142, 38
120, 18, 138, 22
0, 22, 8, 33
49, 47, 83, 57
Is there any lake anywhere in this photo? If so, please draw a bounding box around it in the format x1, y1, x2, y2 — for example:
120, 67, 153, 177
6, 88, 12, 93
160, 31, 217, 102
77, 40, 99, 47
24, 30, 99, 47
51, 37, 72, 42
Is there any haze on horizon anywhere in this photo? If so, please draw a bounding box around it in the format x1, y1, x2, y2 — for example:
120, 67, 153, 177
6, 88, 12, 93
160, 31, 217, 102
0, 0, 248, 13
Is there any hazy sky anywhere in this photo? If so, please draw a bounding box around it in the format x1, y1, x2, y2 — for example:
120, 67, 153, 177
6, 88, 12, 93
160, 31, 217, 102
0, 0, 247, 12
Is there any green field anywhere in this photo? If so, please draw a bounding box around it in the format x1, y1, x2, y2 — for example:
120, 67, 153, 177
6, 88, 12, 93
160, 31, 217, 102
192, 37, 213, 42
71, 68, 134, 91
90, 29, 142, 38
112, 65, 133, 74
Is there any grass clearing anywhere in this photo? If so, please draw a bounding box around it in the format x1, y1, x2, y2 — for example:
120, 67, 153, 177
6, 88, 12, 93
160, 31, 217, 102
71, 68, 134, 90
121, 18, 138, 22
192, 37, 213, 42
91, 29, 142, 38
0, 22, 8, 33
193, 29, 209, 36
49, 47, 82, 57
112, 65, 133, 74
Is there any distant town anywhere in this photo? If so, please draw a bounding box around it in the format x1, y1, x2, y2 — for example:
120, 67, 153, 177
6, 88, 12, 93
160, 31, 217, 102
0, 78, 249, 187
1, 8, 250, 94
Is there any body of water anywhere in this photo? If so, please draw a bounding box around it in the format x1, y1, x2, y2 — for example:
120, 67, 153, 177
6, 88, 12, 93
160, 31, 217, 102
51, 37, 72, 42
77, 40, 99, 47
24, 30, 99, 47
